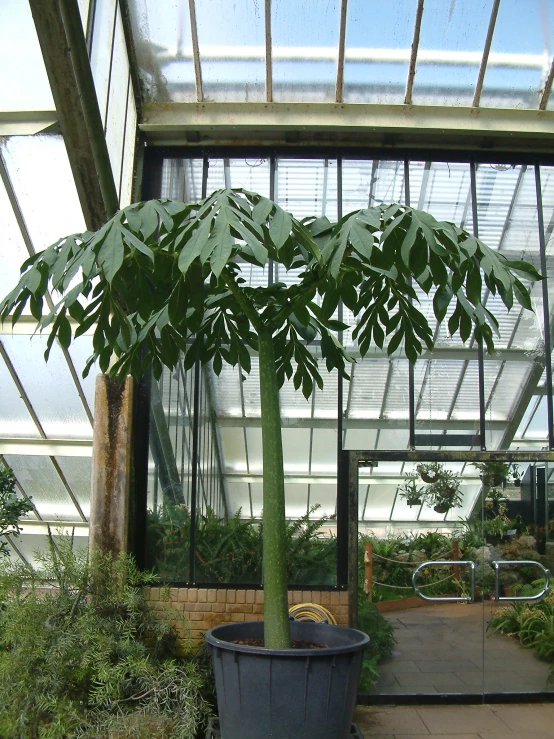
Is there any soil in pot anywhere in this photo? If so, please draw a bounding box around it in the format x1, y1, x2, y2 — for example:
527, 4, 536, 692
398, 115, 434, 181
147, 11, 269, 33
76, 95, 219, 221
406, 498, 423, 507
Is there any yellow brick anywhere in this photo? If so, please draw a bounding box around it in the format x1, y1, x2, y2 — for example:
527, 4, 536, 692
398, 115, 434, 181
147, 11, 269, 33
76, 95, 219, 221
287, 591, 293, 604
292, 590, 302, 603
256, 590, 264, 604
169, 588, 178, 602
330, 592, 340, 606
217, 589, 227, 603
226, 589, 236, 604
246, 590, 255, 604
231, 613, 245, 622
197, 589, 208, 603
302, 591, 312, 603
184, 602, 207, 612
252, 612, 263, 622
227, 603, 252, 614
212, 603, 225, 613
236, 590, 246, 604
310, 591, 321, 604
339, 591, 349, 606
150, 588, 160, 601
188, 589, 198, 603
208, 589, 217, 603
178, 589, 188, 602
253, 603, 264, 614
320, 591, 331, 606
143, 587, 151, 600
190, 612, 206, 621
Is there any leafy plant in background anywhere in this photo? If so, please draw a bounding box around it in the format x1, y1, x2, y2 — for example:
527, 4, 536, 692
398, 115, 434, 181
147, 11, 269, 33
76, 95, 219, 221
0, 534, 211, 738
1, 188, 541, 648
398, 473, 425, 506
489, 591, 554, 683
357, 589, 395, 691
0, 465, 34, 558
146, 503, 336, 585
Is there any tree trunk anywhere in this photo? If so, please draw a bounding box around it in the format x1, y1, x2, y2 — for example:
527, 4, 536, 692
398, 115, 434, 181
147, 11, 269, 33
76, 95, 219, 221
258, 329, 291, 648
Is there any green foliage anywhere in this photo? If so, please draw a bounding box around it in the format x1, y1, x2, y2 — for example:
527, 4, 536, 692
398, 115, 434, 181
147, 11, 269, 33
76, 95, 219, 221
0, 536, 211, 738
0, 465, 34, 557
489, 592, 554, 682
0, 188, 540, 648
146, 504, 336, 586
358, 532, 456, 603
357, 591, 395, 691
0, 190, 540, 387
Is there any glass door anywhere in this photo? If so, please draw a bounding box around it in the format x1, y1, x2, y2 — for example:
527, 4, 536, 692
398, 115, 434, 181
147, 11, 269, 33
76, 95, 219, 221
355, 454, 554, 700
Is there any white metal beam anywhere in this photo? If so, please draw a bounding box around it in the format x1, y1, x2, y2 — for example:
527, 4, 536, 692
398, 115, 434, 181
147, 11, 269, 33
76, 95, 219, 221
140, 102, 554, 148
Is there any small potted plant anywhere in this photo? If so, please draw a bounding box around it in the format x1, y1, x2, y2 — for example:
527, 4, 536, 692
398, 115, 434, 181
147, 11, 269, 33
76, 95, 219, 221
416, 462, 443, 485
398, 473, 426, 507
426, 466, 463, 514
473, 461, 511, 488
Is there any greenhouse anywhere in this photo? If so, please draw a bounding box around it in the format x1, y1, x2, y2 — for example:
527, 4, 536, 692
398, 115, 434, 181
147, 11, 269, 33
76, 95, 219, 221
2, 0, 554, 723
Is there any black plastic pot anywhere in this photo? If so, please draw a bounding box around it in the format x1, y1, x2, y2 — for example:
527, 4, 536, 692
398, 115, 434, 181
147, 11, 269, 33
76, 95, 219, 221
205, 620, 369, 739
434, 502, 451, 513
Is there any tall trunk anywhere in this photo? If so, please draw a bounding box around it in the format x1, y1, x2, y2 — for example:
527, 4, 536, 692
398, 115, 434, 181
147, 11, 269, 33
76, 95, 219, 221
258, 329, 291, 649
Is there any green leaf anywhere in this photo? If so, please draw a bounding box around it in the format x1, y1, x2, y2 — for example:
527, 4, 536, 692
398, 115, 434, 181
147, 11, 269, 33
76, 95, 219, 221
252, 196, 273, 224
118, 225, 154, 262
139, 202, 160, 240
269, 207, 293, 250
513, 276, 533, 310
433, 285, 453, 322
387, 329, 403, 356
177, 217, 213, 275
209, 219, 234, 277
98, 228, 124, 285
507, 260, 543, 282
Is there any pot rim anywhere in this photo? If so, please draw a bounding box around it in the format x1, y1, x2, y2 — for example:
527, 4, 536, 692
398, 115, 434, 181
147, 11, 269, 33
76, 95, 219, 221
205, 620, 370, 657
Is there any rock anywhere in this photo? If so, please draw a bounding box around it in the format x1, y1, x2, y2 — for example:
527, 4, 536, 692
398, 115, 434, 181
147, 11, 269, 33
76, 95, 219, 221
518, 535, 536, 549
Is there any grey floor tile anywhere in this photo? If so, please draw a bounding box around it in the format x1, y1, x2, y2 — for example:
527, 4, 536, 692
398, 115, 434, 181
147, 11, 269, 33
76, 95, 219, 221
488, 703, 554, 732
416, 705, 509, 734
354, 706, 430, 735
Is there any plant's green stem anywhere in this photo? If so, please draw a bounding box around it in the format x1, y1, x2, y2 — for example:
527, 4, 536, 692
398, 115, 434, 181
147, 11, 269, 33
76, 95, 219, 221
258, 329, 290, 649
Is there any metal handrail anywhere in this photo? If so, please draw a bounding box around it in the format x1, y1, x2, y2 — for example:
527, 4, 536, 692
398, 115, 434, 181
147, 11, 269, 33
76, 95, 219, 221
492, 560, 551, 602
412, 560, 475, 603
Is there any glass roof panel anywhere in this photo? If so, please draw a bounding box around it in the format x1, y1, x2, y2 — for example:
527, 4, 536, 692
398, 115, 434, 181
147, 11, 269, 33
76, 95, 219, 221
272, 0, 340, 103
480, 0, 554, 109
4, 454, 83, 521
1, 335, 92, 440
0, 351, 41, 439
0, 176, 32, 308
0, 136, 85, 250
52, 456, 92, 519
90, 0, 117, 126
343, 0, 416, 104
195, 0, 265, 102
0, 0, 54, 112
413, 0, 491, 106
105, 8, 130, 188
127, 0, 195, 102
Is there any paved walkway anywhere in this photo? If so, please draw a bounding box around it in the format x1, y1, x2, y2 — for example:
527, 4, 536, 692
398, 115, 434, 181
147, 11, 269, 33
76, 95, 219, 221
369, 602, 553, 695
354, 703, 554, 738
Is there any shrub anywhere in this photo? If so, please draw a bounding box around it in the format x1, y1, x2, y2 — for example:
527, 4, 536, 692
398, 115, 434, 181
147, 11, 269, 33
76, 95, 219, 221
0, 534, 211, 738
0, 465, 34, 557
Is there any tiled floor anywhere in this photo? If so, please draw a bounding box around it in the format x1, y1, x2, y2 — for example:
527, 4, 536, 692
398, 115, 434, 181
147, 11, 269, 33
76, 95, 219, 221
369, 602, 554, 696
354, 703, 554, 738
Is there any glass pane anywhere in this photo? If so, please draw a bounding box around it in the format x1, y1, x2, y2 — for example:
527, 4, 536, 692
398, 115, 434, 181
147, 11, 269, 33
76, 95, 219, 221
1, 335, 93, 440
480, 0, 554, 109
127, 0, 196, 102
5, 454, 83, 521
0, 176, 33, 310
90, 0, 117, 124
105, 8, 130, 192
413, 0, 492, 106
1, 136, 85, 251
0, 353, 41, 439
195, 0, 265, 102
343, 0, 416, 104
272, 0, 341, 102
0, 0, 54, 111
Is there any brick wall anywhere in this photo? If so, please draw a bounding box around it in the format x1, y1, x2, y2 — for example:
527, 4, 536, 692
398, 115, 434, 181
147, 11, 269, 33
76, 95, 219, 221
144, 587, 349, 644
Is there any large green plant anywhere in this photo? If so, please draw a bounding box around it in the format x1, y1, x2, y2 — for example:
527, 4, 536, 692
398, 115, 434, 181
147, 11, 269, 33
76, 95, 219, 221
0, 189, 541, 648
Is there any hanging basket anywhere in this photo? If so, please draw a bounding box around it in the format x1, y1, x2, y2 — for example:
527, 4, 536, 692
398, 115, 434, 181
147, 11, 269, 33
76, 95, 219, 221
420, 472, 437, 484
434, 502, 451, 514
481, 473, 504, 487
406, 497, 423, 507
